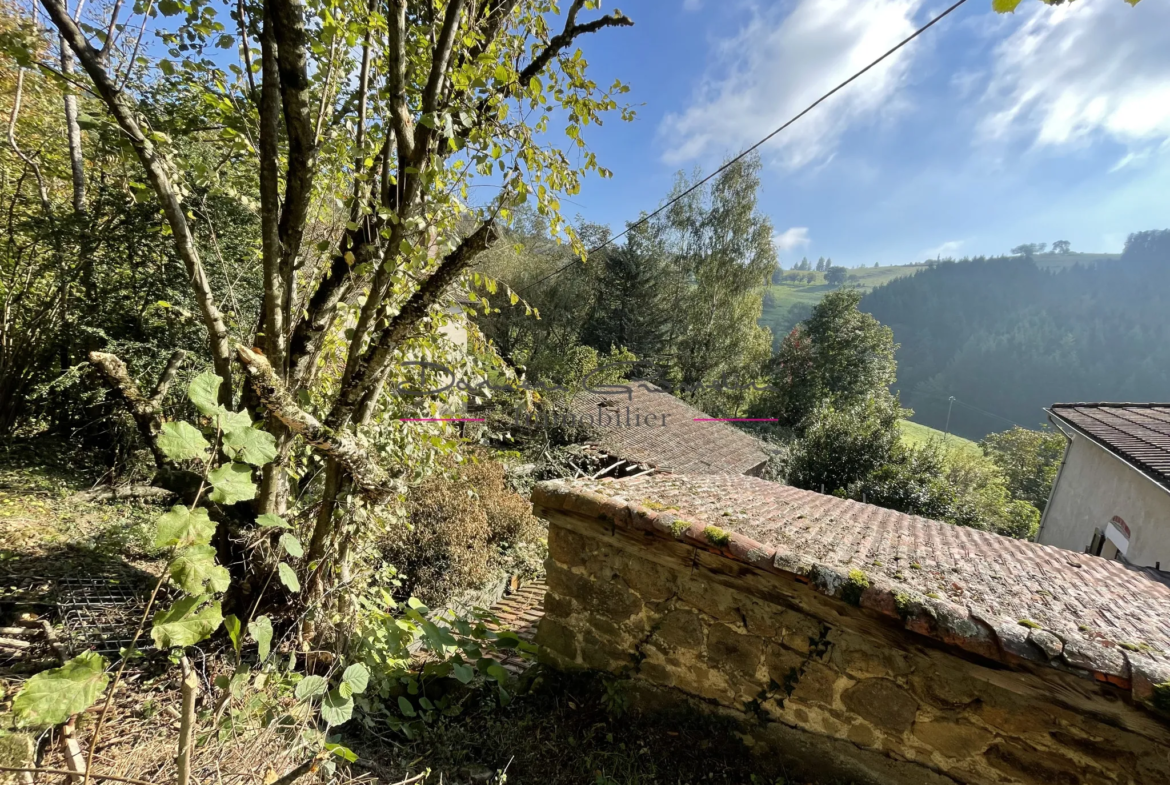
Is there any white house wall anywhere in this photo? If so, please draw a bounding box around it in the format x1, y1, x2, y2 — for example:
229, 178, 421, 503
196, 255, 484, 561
1038, 435, 1170, 569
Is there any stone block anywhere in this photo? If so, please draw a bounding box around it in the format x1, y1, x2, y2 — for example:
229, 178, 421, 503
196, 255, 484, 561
912, 719, 993, 760
542, 590, 575, 621
653, 608, 705, 650
841, 678, 919, 735
535, 616, 579, 663
789, 661, 838, 708
617, 554, 681, 603
984, 740, 1084, 785
707, 623, 764, 676
547, 525, 591, 568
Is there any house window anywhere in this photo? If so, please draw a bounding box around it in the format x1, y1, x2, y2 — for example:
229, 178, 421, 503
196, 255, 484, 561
1089, 516, 1130, 562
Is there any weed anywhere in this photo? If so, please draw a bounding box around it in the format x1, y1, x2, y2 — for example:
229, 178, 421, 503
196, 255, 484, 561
703, 526, 731, 548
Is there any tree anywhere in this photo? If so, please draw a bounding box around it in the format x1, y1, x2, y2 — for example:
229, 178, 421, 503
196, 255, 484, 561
1011, 243, 1042, 256
1052, 240, 1071, 254
980, 426, 1066, 512
27, 0, 635, 613
579, 241, 669, 365
759, 289, 896, 428
815, 257, 826, 272
993, 0, 1141, 12
797, 256, 810, 271
825, 266, 847, 286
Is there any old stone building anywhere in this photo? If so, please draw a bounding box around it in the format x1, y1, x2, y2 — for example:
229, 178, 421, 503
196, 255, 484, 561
532, 473, 1170, 785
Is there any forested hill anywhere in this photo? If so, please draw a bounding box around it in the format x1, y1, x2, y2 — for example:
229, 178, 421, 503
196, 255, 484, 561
860, 231, 1170, 440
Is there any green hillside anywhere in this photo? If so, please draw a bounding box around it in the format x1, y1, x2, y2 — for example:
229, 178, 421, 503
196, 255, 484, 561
898, 419, 980, 457
761, 264, 925, 344
760, 253, 1122, 346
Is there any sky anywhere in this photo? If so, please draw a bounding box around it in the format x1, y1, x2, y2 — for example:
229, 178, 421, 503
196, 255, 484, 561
562, 0, 1170, 268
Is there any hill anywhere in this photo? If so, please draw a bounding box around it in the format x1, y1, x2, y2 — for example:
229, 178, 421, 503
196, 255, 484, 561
761, 263, 925, 345
860, 233, 1170, 440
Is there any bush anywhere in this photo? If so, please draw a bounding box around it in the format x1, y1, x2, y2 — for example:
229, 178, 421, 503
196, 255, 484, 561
378, 450, 546, 605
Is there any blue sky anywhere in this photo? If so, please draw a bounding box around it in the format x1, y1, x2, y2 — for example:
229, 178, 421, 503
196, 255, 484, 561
564, 0, 1170, 268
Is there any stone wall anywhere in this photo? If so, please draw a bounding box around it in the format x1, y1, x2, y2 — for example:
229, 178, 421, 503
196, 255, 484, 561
533, 501, 1170, 785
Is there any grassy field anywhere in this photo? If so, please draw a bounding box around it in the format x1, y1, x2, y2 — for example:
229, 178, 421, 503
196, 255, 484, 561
898, 419, 981, 457
761, 264, 925, 343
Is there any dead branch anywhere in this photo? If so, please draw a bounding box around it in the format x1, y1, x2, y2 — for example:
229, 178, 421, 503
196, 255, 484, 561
87, 351, 170, 467
0, 770, 157, 785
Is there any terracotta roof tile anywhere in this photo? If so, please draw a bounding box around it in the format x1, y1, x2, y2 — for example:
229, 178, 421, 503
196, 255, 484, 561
562, 382, 769, 476
1050, 403, 1170, 489
532, 474, 1170, 704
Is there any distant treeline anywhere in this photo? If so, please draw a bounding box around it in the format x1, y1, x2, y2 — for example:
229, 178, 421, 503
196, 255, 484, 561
861, 230, 1170, 439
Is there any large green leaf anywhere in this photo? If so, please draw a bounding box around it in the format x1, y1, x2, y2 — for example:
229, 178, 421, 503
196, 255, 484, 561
295, 675, 328, 700
321, 688, 354, 726
169, 545, 230, 595
257, 513, 291, 529
12, 652, 109, 728
155, 505, 215, 549
248, 615, 273, 662
223, 426, 277, 466
213, 406, 252, 435
151, 596, 223, 649
158, 421, 210, 462
341, 663, 369, 694
279, 533, 303, 558
187, 371, 223, 416
209, 463, 256, 505
277, 563, 300, 593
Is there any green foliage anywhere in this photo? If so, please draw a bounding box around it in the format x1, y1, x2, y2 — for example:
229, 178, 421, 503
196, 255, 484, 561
248, 616, 274, 662
278, 562, 301, 593
981, 426, 1066, 513
11, 652, 110, 728
994, 0, 1141, 11
151, 595, 224, 649
158, 421, 210, 462
154, 505, 216, 548
222, 427, 278, 467
703, 526, 731, 547
757, 289, 897, 429
168, 545, 231, 594
208, 462, 258, 505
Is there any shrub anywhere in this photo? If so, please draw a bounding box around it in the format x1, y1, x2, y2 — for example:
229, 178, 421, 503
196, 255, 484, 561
378, 450, 546, 605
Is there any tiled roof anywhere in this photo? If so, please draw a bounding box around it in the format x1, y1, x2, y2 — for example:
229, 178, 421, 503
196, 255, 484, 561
532, 474, 1170, 704
562, 382, 769, 476
1049, 403, 1170, 490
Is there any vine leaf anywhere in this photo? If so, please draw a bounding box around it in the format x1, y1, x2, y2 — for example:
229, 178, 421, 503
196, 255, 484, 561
223, 426, 277, 466
248, 615, 273, 662
155, 505, 215, 548
295, 675, 327, 700
209, 463, 257, 505
279, 533, 303, 558
151, 596, 223, 649
321, 688, 354, 726
12, 652, 110, 728
277, 563, 301, 593
169, 545, 230, 594
158, 421, 209, 462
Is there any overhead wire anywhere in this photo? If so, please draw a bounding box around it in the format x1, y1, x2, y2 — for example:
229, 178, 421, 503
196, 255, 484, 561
519, 0, 972, 293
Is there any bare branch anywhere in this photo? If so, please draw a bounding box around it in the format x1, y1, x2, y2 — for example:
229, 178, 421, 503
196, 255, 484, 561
237, 346, 396, 502
148, 349, 187, 406
88, 351, 170, 468
326, 219, 497, 429
518, 2, 632, 87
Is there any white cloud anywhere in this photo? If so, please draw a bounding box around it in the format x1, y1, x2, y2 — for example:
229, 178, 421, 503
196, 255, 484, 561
659, 0, 925, 170
979, 0, 1170, 149
773, 227, 811, 252
921, 239, 965, 259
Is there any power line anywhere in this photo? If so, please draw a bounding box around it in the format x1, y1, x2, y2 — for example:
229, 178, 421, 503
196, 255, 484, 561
520, 0, 971, 294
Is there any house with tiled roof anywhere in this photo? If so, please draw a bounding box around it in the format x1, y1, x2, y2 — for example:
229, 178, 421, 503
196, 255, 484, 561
560, 381, 770, 476
1039, 403, 1170, 571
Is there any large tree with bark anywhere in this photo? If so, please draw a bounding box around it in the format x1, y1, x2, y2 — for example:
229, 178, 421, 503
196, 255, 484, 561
23, 0, 632, 614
